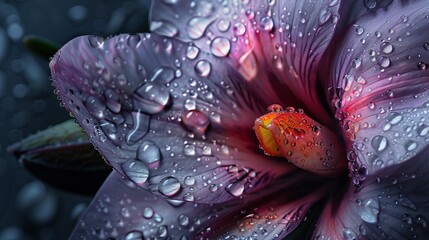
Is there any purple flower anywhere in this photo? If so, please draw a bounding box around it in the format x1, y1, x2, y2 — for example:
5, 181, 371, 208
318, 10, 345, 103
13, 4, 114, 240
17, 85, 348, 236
48, 0, 429, 239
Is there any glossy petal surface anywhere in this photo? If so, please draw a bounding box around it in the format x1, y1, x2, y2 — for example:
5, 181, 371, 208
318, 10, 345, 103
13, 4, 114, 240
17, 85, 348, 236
328, 2, 429, 179
150, 0, 341, 124
50, 33, 294, 203
72, 172, 325, 239
313, 146, 429, 239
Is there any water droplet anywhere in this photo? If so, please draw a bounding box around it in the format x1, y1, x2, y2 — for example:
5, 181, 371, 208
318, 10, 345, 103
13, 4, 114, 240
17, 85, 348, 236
124, 231, 143, 240
319, 9, 332, 24
233, 22, 246, 36
386, 112, 402, 125
371, 135, 388, 152
122, 160, 149, 187
351, 58, 362, 69
150, 67, 175, 83
355, 25, 364, 35
424, 42, 429, 51
162, 0, 178, 4
380, 42, 393, 54
404, 140, 417, 151
158, 177, 181, 197
184, 176, 196, 186
195, 60, 211, 77
178, 214, 190, 226
378, 56, 391, 68
183, 145, 196, 156
343, 229, 357, 240
417, 124, 429, 136
187, 17, 211, 39
364, 0, 377, 9
267, 104, 283, 112
126, 111, 149, 144
358, 199, 380, 223
328, 0, 339, 6
182, 110, 210, 136
418, 61, 428, 70
137, 141, 161, 168
226, 181, 245, 197
86, 96, 106, 119
186, 45, 199, 60
260, 16, 274, 32
217, 19, 230, 32
143, 207, 154, 218
416, 215, 428, 228
104, 89, 121, 113
158, 225, 168, 237
210, 37, 231, 57
399, 195, 417, 210
184, 99, 196, 110
135, 83, 170, 114
402, 213, 413, 225
150, 21, 179, 38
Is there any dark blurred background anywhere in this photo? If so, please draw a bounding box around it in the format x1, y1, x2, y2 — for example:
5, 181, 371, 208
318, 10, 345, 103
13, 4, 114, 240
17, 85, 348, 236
0, 1, 149, 239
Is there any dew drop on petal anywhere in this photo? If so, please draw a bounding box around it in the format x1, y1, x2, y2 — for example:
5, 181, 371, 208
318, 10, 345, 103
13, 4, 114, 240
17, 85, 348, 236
233, 22, 246, 36
364, 0, 377, 9
404, 140, 417, 152
380, 42, 393, 54
122, 160, 149, 187
135, 83, 170, 114
357, 198, 380, 223
124, 230, 143, 240
398, 195, 417, 210
319, 9, 332, 24
195, 60, 211, 77
178, 214, 190, 226
260, 16, 274, 32
158, 225, 168, 237
183, 145, 196, 156
143, 207, 154, 218
137, 141, 161, 168
182, 110, 210, 135
351, 58, 362, 69
210, 37, 231, 57
158, 177, 181, 197
226, 181, 245, 197
378, 56, 391, 68
343, 229, 357, 240
217, 19, 230, 32
371, 135, 388, 152
186, 45, 199, 60
386, 112, 402, 125
187, 17, 211, 39
417, 124, 429, 136
184, 176, 196, 186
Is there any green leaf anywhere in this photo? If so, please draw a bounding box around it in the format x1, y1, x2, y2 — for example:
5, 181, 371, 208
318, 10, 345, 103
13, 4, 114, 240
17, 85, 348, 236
8, 120, 110, 195
23, 35, 60, 59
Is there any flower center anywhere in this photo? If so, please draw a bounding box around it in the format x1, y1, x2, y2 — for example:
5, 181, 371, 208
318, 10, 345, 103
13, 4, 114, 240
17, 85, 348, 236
254, 104, 346, 176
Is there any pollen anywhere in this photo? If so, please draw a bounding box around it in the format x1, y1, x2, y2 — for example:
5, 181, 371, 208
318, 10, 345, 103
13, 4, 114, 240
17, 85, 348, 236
254, 105, 345, 176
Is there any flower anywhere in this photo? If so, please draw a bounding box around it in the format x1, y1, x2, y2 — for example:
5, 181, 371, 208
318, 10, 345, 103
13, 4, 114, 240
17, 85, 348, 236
45, 0, 429, 239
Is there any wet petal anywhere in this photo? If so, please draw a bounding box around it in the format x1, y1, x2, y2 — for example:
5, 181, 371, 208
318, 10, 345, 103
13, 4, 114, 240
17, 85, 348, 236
327, 2, 429, 181
50, 33, 294, 203
313, 146, 429, 239
150, 0, 342, 125
72, 172, 324, 239
71, 171, 211, 239
203, 177, 325, 239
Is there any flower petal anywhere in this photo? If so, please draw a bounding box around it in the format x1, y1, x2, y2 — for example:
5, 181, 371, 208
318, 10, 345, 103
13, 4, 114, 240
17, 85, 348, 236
50, 33, 295, 203
150, 0, 342, 124
72, 172, 325, 239
313, 146, 429, 239
70, 171, 209, 239
327, 2, 429, 181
